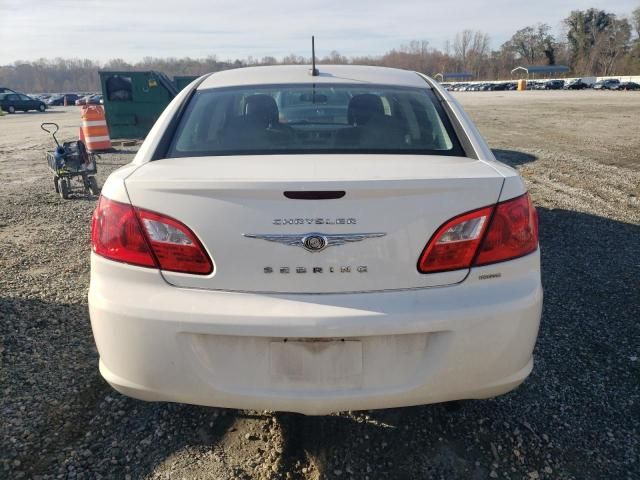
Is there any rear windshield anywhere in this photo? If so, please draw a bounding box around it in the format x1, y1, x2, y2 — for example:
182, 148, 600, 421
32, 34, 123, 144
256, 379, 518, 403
167, 84, 464, 157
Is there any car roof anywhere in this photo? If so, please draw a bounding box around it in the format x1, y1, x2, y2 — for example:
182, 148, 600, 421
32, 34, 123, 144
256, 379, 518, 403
198, 65, 431, 90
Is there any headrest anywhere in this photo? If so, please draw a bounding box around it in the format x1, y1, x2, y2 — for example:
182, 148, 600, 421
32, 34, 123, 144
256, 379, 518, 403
244, 94, 278, 126
347, 94, 385, 125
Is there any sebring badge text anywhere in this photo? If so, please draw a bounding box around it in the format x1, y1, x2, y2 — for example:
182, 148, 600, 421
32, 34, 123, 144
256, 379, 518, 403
264, 266, 368, 274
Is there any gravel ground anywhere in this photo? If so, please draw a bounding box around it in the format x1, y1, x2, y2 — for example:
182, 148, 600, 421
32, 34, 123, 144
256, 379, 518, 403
1, 92, 639, 479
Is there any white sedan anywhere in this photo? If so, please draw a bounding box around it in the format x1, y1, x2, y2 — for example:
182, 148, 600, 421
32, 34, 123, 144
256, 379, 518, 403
89, 65, 542, 415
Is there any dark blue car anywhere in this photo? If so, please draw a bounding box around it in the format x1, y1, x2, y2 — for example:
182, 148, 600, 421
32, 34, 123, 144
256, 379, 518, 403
0, 92, 47, 113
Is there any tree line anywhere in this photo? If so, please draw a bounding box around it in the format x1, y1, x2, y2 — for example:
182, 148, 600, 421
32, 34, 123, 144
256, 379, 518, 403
2, 6, 639, 93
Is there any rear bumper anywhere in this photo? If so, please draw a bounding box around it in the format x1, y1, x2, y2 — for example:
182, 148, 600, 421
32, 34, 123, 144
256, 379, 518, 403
88, 251, 542, 415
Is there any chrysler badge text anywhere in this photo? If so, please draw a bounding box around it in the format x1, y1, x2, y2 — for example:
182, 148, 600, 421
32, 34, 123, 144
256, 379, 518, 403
273, 218, 357, 225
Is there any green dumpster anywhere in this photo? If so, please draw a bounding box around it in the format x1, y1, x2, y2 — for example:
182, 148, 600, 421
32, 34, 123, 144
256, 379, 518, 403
174, 75, 200, 92
99, 71, 178, 139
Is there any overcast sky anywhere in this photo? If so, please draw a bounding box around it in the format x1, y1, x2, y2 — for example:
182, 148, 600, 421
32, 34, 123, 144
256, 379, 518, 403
0, 0, 637, 64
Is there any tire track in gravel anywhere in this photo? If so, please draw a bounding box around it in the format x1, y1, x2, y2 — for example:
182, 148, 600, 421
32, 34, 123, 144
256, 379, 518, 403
273, 413, 323, 479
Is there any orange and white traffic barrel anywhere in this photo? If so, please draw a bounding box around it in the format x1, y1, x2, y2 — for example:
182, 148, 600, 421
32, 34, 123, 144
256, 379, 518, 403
80, 105, 112, 152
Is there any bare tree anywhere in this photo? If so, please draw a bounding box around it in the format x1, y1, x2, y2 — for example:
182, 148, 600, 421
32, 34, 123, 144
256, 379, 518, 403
592, 17, 632, 75
469, 31, 491, 77
320, 51, 348, 64
453, 30, 473, 70
452, 30, 490, 77
632, 6, 640, 38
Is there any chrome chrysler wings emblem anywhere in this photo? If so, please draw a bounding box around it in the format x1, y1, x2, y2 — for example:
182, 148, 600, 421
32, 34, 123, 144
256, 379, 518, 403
242, 232, 386, 252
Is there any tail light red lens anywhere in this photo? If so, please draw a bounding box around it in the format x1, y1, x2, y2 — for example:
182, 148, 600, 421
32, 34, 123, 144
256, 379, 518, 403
92, 197, 156, 268
418, 193, 538, 273
418, 206, 493, 273
91, 196, 213, 275
135, 208, 213, 274
474, 193, 538, 266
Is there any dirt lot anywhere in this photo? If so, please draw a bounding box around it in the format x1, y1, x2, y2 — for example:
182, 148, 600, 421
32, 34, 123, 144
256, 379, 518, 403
1, 91, 639, 480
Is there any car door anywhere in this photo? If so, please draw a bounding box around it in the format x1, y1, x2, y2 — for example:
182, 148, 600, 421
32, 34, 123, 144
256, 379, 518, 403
19, 94, 35, 110
7, 94, 20, 109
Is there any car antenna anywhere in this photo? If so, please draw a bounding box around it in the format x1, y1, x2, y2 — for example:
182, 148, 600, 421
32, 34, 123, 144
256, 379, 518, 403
310, 36, 319, 76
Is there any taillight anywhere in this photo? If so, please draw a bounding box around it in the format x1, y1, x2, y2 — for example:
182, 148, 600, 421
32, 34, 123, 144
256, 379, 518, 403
92, 197, 156, 268
92, 196, 213, 275
135, 208, 213, 274
418, 193, 538, 273
474, 193, 538, 266
418, 206, 493, 273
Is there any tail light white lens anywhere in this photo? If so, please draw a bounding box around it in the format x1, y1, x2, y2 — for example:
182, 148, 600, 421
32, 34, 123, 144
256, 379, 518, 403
418, 206, 493, 273
418, 193, 539, 273
91, 196, 213, 275
474, 193, 538, 266
135, 209, 213, 274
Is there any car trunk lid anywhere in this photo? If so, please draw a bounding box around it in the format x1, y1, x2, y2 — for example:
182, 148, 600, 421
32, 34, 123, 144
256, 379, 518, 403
124, 154, 504, 293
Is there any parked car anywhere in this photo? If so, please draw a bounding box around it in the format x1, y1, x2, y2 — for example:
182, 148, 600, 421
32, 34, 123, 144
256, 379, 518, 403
0, 92, 47, 113
46, 95, 64, 106
62, 93, 81, 105
89, 65, 542, 415
467, 83, 483, 91
0, 87, 19, 94
489, 82, 509, 91
564, 79, 589, 90
592, 79, 620, 90
85, 94, 103, 105
614, 81, 640, 91
544, 80, 565, 90
75, 94, 102, 105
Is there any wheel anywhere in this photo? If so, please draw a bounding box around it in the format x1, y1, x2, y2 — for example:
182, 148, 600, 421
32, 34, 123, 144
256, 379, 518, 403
57, 177, 70, 199
87, 176, 100, 196
8, 106, 15, 114
39, 104, 46, 112
53, 175, 60, 193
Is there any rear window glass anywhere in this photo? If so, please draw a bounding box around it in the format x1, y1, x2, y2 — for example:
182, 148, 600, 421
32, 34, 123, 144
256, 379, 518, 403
167, 84, 463, 157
